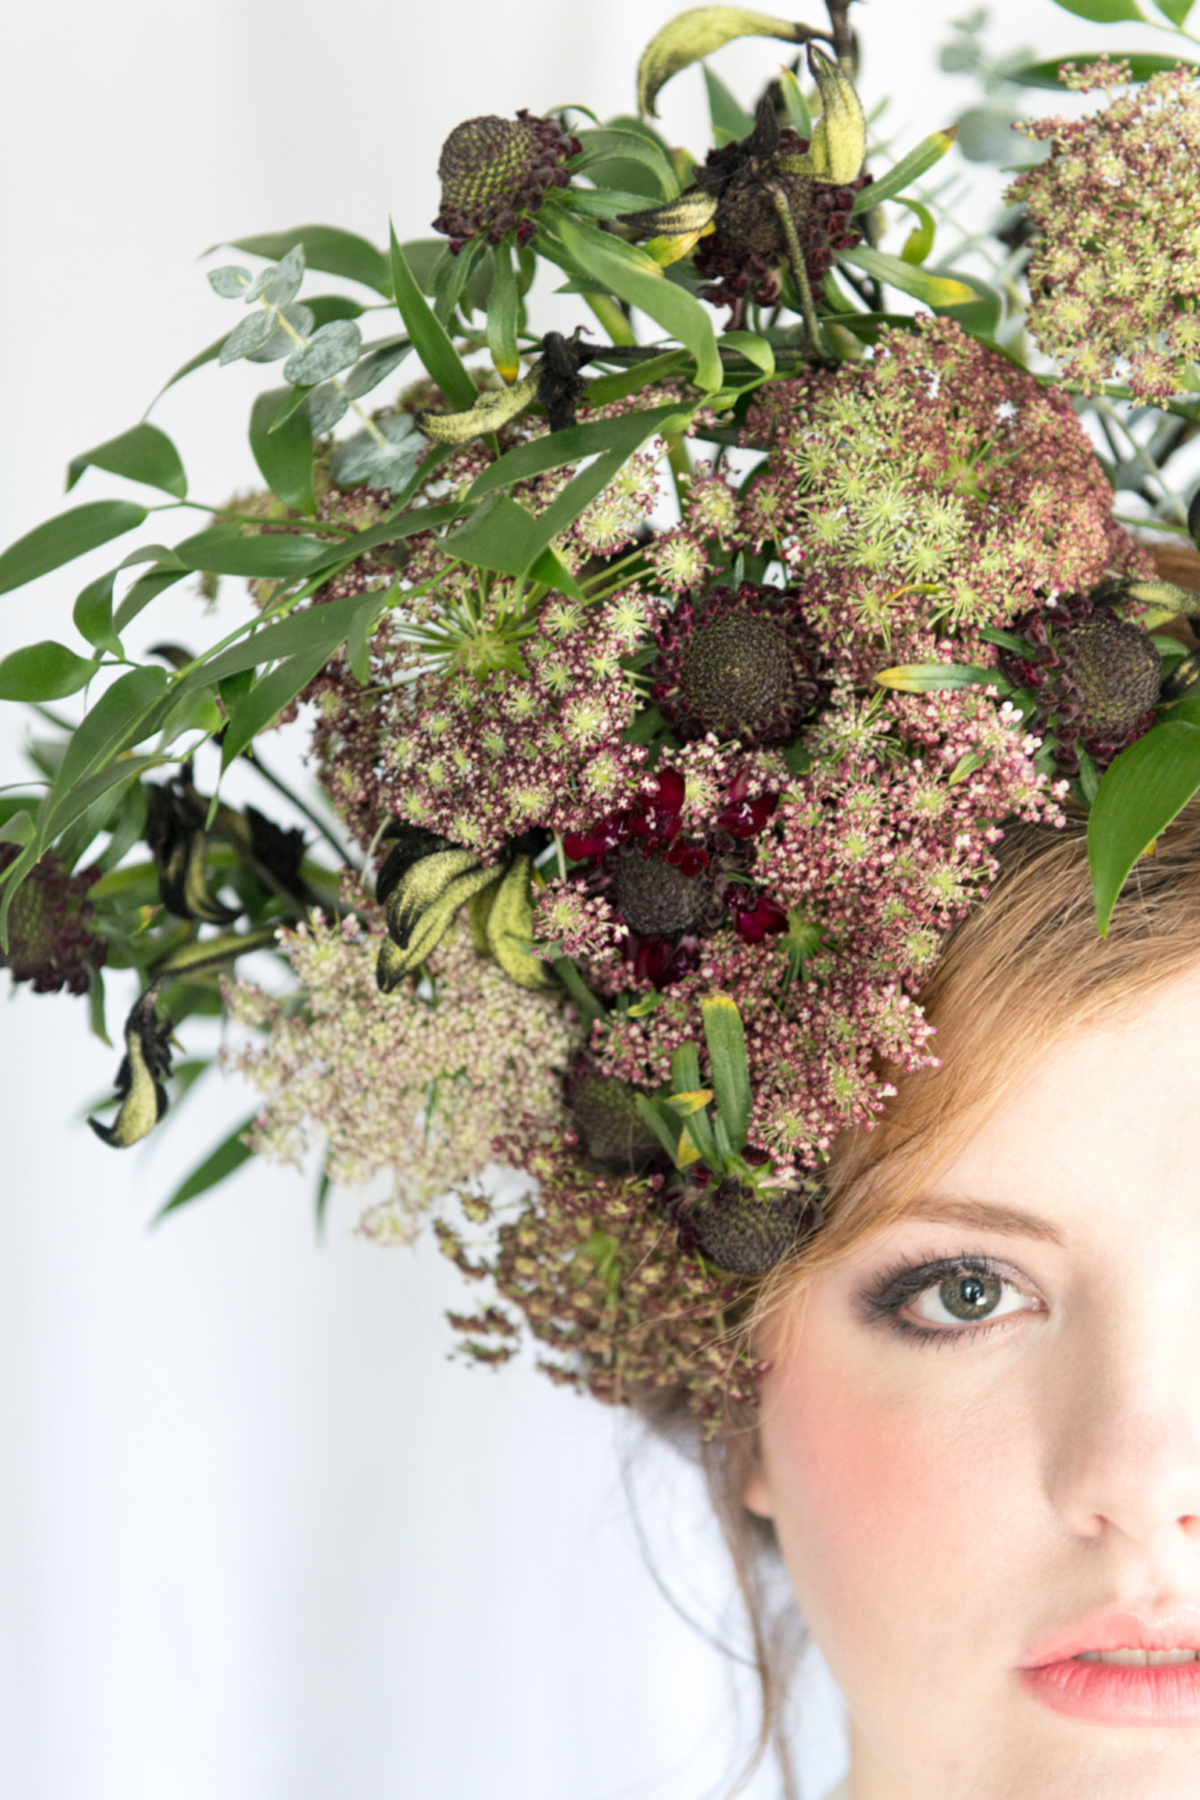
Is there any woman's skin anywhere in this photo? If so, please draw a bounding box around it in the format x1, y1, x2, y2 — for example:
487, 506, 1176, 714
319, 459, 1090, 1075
745, 967, 1200, 1800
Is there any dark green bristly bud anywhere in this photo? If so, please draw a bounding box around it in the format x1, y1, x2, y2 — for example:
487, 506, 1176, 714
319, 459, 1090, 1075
432, 110, 580, 252
569, 1076, 663, 1175
680, 1175, 823, 1275
89, 989, 174, 1149
1056, 615, 1162, 738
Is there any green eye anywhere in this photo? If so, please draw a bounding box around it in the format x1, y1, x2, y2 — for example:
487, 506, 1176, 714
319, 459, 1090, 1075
932, 1271, 1004, 1322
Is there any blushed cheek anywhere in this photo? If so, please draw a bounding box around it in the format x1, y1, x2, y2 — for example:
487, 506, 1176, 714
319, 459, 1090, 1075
760, 1343, 1026, 1687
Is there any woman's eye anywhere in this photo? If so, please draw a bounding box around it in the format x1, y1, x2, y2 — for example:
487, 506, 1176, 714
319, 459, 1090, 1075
910, 1268, 1032, 1330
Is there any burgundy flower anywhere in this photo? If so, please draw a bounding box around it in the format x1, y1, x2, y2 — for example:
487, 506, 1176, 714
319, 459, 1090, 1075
563, 766, 786, 988
432, 110, 580, 253
649, 580, 832, 751
998, 583, 1162, 775
0, 847, 107, 997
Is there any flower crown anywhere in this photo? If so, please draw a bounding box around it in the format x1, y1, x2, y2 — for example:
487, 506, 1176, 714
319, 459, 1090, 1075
4, 6, 1200, 1431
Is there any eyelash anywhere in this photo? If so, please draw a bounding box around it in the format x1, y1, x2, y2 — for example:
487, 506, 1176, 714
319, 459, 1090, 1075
860, 1251, 1039, 1347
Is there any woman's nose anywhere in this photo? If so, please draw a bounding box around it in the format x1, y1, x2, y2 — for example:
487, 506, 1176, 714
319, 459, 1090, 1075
1044, 1303, 1200, 1546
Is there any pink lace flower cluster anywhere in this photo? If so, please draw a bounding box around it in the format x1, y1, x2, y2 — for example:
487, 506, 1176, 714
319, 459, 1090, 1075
1008, 60, 1200, 401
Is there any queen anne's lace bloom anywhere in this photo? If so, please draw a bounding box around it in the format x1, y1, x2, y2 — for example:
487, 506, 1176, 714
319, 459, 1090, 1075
224, 898, 580, 1237
1009, 61, 1200, 400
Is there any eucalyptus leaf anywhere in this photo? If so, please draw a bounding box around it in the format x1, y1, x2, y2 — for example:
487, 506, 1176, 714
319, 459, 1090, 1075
227, 225, 392, 297
219, 310, 276, 365
0, 641, 98, 703
0, 500, 148, 595
244, 303, 316, 364
207, 264, 252, 298
250, 388, 315, 514
340, 336, 411, 402
302, 381, 350, 434
329, 413, 427, 490
1089, 719, 1200, 934
67, 423, 187, 499
249, 243, 306, 308
283, 319, 363, 385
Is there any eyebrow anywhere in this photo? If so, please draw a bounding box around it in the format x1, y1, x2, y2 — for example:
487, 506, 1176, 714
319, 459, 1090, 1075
903, 1196, 1065, 1245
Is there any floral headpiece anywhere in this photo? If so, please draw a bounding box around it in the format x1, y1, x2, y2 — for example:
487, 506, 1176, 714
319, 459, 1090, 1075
5, 5, 1200, 1430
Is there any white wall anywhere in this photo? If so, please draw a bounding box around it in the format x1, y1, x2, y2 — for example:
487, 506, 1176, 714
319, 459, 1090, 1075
0, 2, 1175, 1796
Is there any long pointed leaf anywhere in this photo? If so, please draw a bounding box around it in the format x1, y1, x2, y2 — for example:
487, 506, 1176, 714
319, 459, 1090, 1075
388, 225, 477, 410
1088, 719, 1200, 935
153, 1115, 259, 1223
700, 992, 752, 1150
853, 129, 958, 213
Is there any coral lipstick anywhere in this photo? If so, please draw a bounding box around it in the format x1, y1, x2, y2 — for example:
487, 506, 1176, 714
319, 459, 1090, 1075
1019, 1607, 1200, 1725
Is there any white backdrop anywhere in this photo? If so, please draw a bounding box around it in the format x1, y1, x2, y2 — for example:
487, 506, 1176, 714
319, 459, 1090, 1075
0, 2, 1172, 1796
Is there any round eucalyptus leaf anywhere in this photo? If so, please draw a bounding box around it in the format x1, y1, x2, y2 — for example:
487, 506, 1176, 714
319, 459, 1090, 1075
330, 413, 426, 490
219, 310, 276, 365
245, 304, 315, 363
284, 319, 363, 385
247, 243, 306, 308
305, 382, 352, 434
207, 264, 252, 299
341, 338, 411, 402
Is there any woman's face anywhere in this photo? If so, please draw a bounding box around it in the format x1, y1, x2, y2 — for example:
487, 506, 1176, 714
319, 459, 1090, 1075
745, 967, 1200, 1800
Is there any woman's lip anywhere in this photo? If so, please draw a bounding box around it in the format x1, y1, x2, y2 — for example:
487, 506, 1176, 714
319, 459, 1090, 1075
1020, 1659, 1200, 1726
1020, 1604, 1200, 1668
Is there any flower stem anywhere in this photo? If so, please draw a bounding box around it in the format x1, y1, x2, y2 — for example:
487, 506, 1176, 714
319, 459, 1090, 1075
766, 183, 826, 359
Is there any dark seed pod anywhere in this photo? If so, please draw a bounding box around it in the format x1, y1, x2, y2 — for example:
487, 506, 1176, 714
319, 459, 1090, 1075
568, 1075, 663, 1176
613, 848, 714, 938
0, 846, 107, 997
432, 110, 580, 251
674, 1175, 824, 1276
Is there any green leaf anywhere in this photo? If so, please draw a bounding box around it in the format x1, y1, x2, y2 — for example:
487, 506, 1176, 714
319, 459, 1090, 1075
1089, 719, 1200, 934
113, 565, 186, 634
0, 810, 35, 847
388, 224, 477, 410
719, 330, 774, 375
875, 662, 995, 692
155, 333, 231, 399
552, 212, 722, 392
573, 128, 680, 200
442, 495, 541, 575
585, 349, 691, 406
249, 388, 315, 514
929, 268, 1003, 336
778, 68, 812, 139
1007, 51, 1197, 88
1152, 0, 1194, 21
219, 641, 338, 770
1047, 0, 1144, 18
67, 422, 187, 500
485, 239, 521, 385
73, 569, 123, 656
700, 993, 752, 1151
283, 318, 362, 385
329, 414, 427, 491
703, 63, 754, 141
227, 225, 392, 297
837, 246, 977, 308
0, 500, 149, 596
899, 200, 936, 265
45, 665, 169, 817
0, 640, 98, 702
466, 400, 687, 502
153, 1116, 258, 1223
634, 1093, 684, 1163
182, 590, 378, 689
171, 527, 330, 579
854, 127, 959, 213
